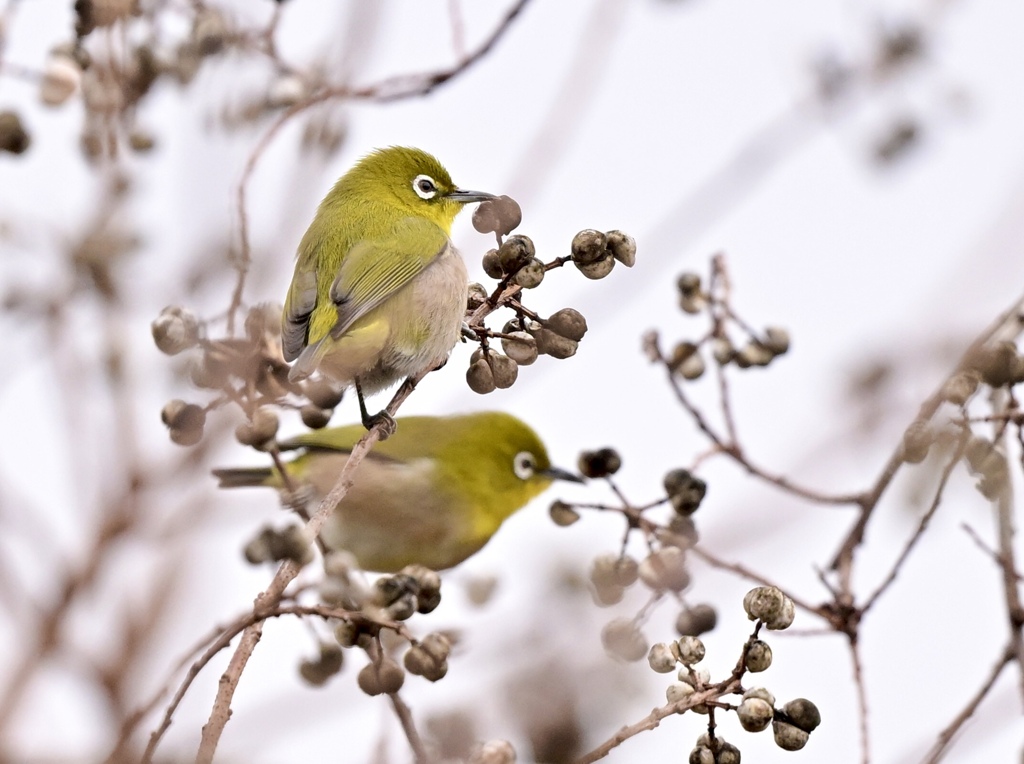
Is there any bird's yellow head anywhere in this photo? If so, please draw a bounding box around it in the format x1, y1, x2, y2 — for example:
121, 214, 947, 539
431, 412, 582, 533
342, 146, 494, 234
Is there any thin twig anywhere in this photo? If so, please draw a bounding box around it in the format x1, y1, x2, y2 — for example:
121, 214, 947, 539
190, 377, 422, 764
848, 637, 870, 764
920, 644, 1013, 763
960, 523, 1024, 581
389, 693, 429, 764
572, 679, 742, 764
689, 545, 823, 618
862, 432, 969, 611
828, 290, 1024, 581
662, 368, 861, 506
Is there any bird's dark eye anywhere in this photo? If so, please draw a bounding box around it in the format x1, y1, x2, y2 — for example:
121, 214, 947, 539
413, 174, 438, 200
513, 451, 536, 480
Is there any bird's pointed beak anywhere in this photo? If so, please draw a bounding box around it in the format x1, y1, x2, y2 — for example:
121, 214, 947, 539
540, 466, 585, 484
446, 188, 497, 204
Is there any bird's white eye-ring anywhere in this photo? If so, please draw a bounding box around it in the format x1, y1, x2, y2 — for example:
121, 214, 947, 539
513, 451, 536, 480
413, 174, 438, 200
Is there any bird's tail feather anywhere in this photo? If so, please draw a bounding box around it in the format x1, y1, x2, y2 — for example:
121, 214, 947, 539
212, 467, 274, 489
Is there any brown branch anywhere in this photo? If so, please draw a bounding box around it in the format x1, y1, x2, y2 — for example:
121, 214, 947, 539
921, 644, 1014, 763
134, 603, 408, 763
572, 679, 742, 764
660, 361, 861, 506
848, 637, 870, 764
992, 477, 1024, 701
389, 693, 429, 764
861, 432, 969, 611
689, 545, 823, 619
190, 377, 422, 764
708, 254, 740, 446
961, 523, 1023, 582
828, 290, 1024, 582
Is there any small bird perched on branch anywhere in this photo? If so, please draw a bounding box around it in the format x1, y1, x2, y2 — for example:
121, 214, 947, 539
281, 147, 495, 429
213, 412, 581, 571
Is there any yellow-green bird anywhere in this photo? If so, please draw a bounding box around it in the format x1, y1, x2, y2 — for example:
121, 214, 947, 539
213, 412, 581, 572
282, 146, 495, 424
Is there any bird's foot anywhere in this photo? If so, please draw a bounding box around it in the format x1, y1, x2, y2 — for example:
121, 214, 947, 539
363, 409, 397, 441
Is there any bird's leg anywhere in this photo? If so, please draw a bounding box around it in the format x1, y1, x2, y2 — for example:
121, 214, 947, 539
355, 378, 397, 440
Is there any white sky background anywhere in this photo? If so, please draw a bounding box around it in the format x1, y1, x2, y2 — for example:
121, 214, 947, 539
2, 0, 1024, 762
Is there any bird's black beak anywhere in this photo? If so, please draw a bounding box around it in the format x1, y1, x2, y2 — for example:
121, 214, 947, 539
446, 189, 497, 204
540, 466, 585, 484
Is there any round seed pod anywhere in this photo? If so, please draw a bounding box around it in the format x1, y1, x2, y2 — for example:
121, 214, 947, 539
577, 447, 622, 478
298, 643, 343, 687
688, 745, 714, 764
40, 54, 81, 106
497, 235, 535, 274
745, 639, 773, 672
647, 642, 677, 673
675, 636, 705, 665
677, 352, 706, 381
677, 272, 701, 298
736, 342, 774, 368
300, 404, 332, 429
782, 698, 821, 732
514, 258, 545, 289
161, 399, 205, 446
576, 255, 615, 280
266, 73, 306, 107
0, 111, 30, 154
600, 617, 647, 662
901, 421, 932, 464
549, 500, 580, 527
530, 326, 577, 359
606, 230, 636, 267
404, 642, 448, 682
268, 524, 314, 566
675, 604, 717, 637
357, 656, 405, 696
304, 377, 344, 409
488, 352, 518, 389
666, 682, 695, 705
772, 721, 809, 751
468, 739, 517, 764
743, 586, 795, 630
941, 371, 979, 405
546, 308, 588, 341
712, 337, 735, 365
467, 358, 496, 394
570, 229, 607, 265
763, 326, 791, 355
590, 553, 621, 589
591, 581, 625, 607
235, 407, 279, 447
501, 331, 538, 366
614, 555, 639, 586
679, 294, 706, 314
482, 249, 504, 279
467, 281, 489, 310
243, 529, 272, 564
472, 195, 522, 238
151, 305, 200, 355
663, 469, 707, 515
638, 547, 690, 592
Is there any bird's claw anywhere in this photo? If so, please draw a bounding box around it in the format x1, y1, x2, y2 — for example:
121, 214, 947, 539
363, 410, 397, 441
